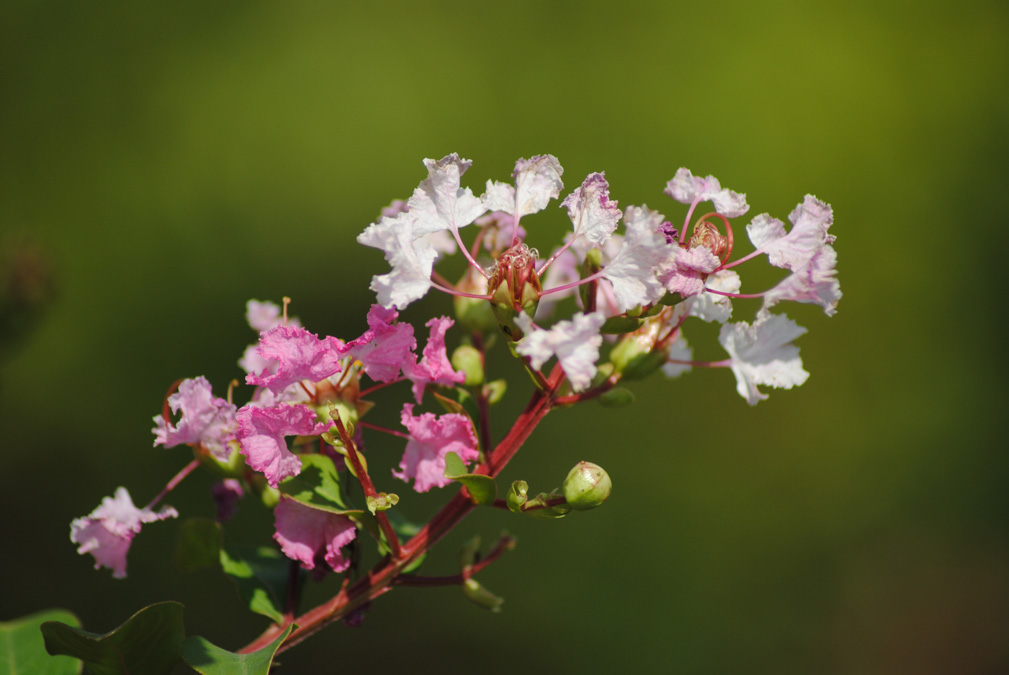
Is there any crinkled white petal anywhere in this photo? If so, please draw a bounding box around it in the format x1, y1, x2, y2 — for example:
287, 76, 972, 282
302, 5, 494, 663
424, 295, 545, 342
602, 205, 670, 312
686, 269, 740, 323
662, 332, 693, 379
513, 155, 564, 217
665, 168, 749, 218
358, 214, 437, 309
407, 153, 486, 237
514, 312, 605, 391
718, 313, 809, 405
762, 245, 841, 316
562, 173, 621, 250
748, 196, 835, 271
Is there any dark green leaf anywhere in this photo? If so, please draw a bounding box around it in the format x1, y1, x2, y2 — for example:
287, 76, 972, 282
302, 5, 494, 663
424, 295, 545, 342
0, 610, 81, 675
41, 602, 184, 675
175, 517, 223, 573
278, 454, 357, 514
600, 315, 644, 334
180, 624, 294, 675
443, 451, 497, 506
219, 546, 289, 624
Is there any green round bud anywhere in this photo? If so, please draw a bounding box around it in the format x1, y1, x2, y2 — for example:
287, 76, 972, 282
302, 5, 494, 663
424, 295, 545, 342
562, 461, 612, 511
598, 387, 635, 408
451, 345, 485, 387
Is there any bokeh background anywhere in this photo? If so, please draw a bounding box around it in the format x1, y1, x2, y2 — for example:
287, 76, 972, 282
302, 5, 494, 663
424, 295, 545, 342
2, 1, 1007, 673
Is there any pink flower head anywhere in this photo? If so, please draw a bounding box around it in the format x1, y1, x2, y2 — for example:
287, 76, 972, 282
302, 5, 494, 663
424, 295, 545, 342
343, 305, 417, 383
394, 404, 479, 493
246, 325, 345, 394
404, 316, 465, 402
660, 245, 722, 298
514, 312, 605, 392
235, 404, 331, 487
273, 498, 357, 574
665, 168, 749, 218
70, 487, 178, 579
152, 376, 237, 461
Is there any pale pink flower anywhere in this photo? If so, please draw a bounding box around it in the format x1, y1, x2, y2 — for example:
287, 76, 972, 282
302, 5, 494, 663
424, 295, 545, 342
70, 487, 178, 579
407, 154, 487, 238
665, 168, 749, 218
718, 313, 810, 405
343, 305, 416, 383
762, 245, 841, 316
358, 212, 439, 310
403, 316, 465, 402
514, 312, 605, 391
394, 404, 479, 493
273, 498, 357, 573
246, 325, 344, 394
746, 195, 834, 271
235, 404, 330, 487
562, 172, 622, 250
601, 205, 670, 312
152, 376, 237, 461
661, 245, 721, 298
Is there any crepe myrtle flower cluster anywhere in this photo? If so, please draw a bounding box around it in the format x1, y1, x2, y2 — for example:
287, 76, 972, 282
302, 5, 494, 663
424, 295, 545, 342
70, 154, 838, 654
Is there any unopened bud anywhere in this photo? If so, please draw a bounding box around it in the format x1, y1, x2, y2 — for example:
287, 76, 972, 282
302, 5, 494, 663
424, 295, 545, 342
689, 221, 728, 258
488, 244, 541, 340
454, 266, 498, 334
451, 345, 484, 387
506, 480, 529, 513
562, 461, 612, 511
610, 317, 667, 380
598, 387, 635, 408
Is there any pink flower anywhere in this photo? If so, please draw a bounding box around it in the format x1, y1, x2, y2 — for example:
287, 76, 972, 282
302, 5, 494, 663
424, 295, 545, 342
273, 498, 357, 574
343, 305, 417, 383
403, 316, 465, 402
152, 376, 237, 461
660, 245, 721, 298
246, 325, 345, 394
70, 487, 178, 579
235, 404, 330, 487
394, 404, 479, 493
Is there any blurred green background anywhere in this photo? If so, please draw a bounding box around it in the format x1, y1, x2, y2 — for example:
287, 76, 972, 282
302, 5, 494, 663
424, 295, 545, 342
2, 1, 1007, 673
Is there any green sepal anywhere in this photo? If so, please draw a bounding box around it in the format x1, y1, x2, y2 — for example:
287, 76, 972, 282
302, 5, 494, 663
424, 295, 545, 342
175, 517, 223, 573
219, 546, 289, 624
0, 609, 81, 675
279, 454, 361, 515
618, 349, 668, 381
459, 535, 482, 568
598, 387, 636, 408
462, 578, 504, 613
506, 480, 529, 513
41, 602, 184, 675
180, 624, 295, 675
443, 451, 497, 506
659, 292, 686, 306
366, 492, 399, 514
483, 379, 507, 405
522, 490, 572, 519
600, 315, 644, 334
451, 345, 485, 386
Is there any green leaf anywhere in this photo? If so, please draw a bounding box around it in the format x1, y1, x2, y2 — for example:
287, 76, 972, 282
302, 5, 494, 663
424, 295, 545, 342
175, 517, 223, 573
41, 602, 184, 675
600, 315, 644, 334
443, 451, 497, 506
180, 624, 294, 675
278, 454, 357, 514
219, 546, 289, 624
0, 610, 81, 675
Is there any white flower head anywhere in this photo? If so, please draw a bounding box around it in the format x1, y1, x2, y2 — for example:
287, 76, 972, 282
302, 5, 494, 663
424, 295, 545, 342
601, 205, 670, 312
357, 213, 437, 309
718, 313, 809, 405
514, 312, 605, 391
746, 195, 834, 271
562, 172, 622, 250
407, 153, 486, 238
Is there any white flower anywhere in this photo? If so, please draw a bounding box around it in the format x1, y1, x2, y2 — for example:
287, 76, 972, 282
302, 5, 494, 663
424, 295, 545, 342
514, 312, 605, 391
357, 213, 437, 309
483, 155, 564, 219
718, 313, 809, 405
561, 172, 622, 250
602, 205, 670, 312
407, 153, 486, 238
665, 168, 749, 218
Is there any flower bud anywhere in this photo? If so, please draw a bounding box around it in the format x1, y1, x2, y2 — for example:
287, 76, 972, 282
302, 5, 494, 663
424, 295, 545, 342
451, 345, 484, 387
506, 480, 529, 513
598, 387, 635, 408
562, 461, 612, 511
488, 244, 541, 341
610, 317, 667, 381
453, 266, 498, 334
